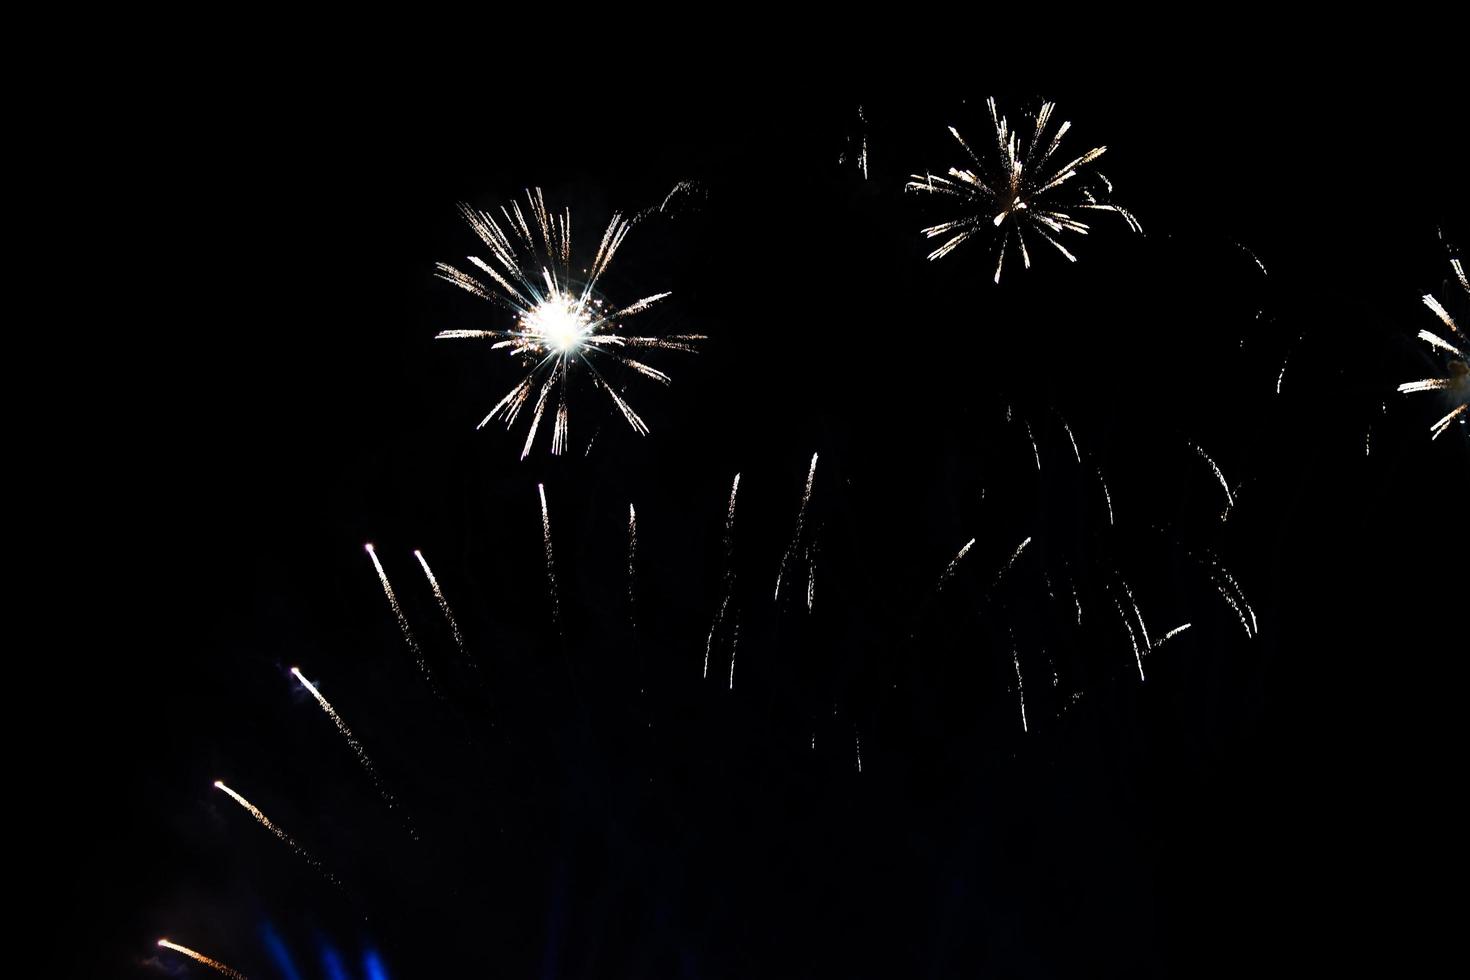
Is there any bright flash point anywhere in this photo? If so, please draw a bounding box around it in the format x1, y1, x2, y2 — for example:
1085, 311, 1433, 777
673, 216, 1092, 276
524, 295, 592, 354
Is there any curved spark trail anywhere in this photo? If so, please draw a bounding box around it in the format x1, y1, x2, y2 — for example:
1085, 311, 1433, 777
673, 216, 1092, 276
1012, 645, 1029, 733
290, 668, 414, 839
538, 484, 559, 627
705, 473, 742, 680
1113, 597, 1146, 682
1157, 623, 1192, 647
157, 939, 247, 980
775, 454, 818, 603
993, 535, 1032, 589
627, 502, 638, 629
414, 549, 466, 665
1190, 441, 1235, 520
212, 781, 341, 888
365, 544, 434, 690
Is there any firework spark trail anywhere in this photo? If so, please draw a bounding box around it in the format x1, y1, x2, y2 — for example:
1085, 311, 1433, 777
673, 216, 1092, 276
1190, 442, 1235, 520
704, 594, 729, 680
728, 616, 740, 691
290, 668, 415, 839
1012, 645, 1029, 733
366, 544, 436, 691
1234, 241, 1269, 277
1113, 597, 1146, 682
993, 535, 1032, 589
775, 453, 818, 602
435, 188, 703, 456
413, 549, 468, 667
538, 484, 559, 627
1059, 416, 1082, 463
627, 502, 638, 629
1024, 419, 1041, 471
906, 97, 1140, 281
937, 537, 976, 592
704, 473, 743, 680
854, 727, 864, 773
157, 940, 247, 980
1118, 578, 1152, 655
1157, 623, 1192, 647
212, 781, 341, 888
1096, 467, 1115, 526
723, 473, 741, 573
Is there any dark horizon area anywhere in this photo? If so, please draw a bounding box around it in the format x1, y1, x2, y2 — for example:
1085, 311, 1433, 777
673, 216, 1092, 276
47, 80, 1466, 977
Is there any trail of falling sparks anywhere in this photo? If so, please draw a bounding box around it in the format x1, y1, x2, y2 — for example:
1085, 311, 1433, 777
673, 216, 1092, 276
993, 535, 1032, 589
775, 453, 818, 602
907, 97, 1140, 281
627, 503, 638, 629
434, 188, 703, 457
538, 484, 559, 627
854, 727, 864, 773
1012, 645, 1029, 733
937, 537, 976, 592
1059, 416, 1082, 463
157, 940, 247, 980
414, 549, 467, 666
290, 668, 415, 839
1190, 441, 1235, 520
1096, 467, 1115, 526
1112, 597, 1146, 682
705, 473, 743, 680
366, 544, 435, 690
1118, 578, 1152, 656
1157, 623, 1192, 647
212, 781, 341, 888
728, 617, 740, 691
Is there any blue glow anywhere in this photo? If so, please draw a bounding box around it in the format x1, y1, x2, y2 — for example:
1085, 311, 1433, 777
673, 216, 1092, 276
260, 924, 303, 980
320, 942, 349, 980
364, 948, 390, 980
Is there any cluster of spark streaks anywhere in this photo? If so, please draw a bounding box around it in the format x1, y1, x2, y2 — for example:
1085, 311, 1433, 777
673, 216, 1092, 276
775, 453, 819, 606
157, 939, 247, 980
414, 550, 466, 665
434, 188, 703, 457
366, 544, 434, 689
1190, 442, 1235, 520
1398, 251, 1469, 439
538, 484, 559, 626
212, 781, 340, 888
906, 98, 1140, 282
290, 667, 411, 837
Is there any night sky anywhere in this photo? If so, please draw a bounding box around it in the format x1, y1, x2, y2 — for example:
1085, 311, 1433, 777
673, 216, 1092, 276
51, 79, 1466, 978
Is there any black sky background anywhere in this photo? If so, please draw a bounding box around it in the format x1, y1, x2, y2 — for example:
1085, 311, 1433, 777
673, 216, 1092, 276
44, 78, 1466, 977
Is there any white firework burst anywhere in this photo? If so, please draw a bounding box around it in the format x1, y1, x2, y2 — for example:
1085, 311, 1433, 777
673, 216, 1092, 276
906, 97, 1141, 282
1398, 246, 1469, 440
435, 188, 703, 457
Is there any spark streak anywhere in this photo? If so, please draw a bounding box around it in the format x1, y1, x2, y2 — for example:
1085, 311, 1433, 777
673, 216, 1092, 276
157, 940, 247, 980
1012, 645, 1028, 733
538, 484, 559, 626
1113, 597, 1145, 682
212, 780, 340, 888
1191, 442, 1235, 520
366, 544, 434, 690
290, 668, 412, 837
627, 502, 638, 629
1157, 623, 1192, 647
775, 453, 818, 602
414, 549, 467, 666
993, 535, 1032, 589
937, 537, 976, 592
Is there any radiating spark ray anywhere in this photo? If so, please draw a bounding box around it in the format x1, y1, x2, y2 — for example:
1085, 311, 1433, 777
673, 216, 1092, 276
157, 940, 248, 980
1401, 244, 1470, 437
854, 727, 864, 773
1097, 468, 1114, 526
366, 544, 435, 690
627, 503, 638, 629
993, 535, 1032, 589
728, 616, 740, 691
212, 781, 341, 888
1113, 597, 1145, 683
1012, 644, 1028, 733
413, 549, 467, 666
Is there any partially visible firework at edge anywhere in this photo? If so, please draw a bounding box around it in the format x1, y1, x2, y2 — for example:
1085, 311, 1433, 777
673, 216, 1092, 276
157, 939, 248, 980
907, 97, 1141, 282
435, 188, 704, 458
1398, 244, 1469, 439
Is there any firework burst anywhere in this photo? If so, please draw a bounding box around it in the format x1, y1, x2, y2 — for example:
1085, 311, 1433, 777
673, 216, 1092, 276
907, 97, 1140, 282
435, 188, 703, 457
1398, 246, 1468, 439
